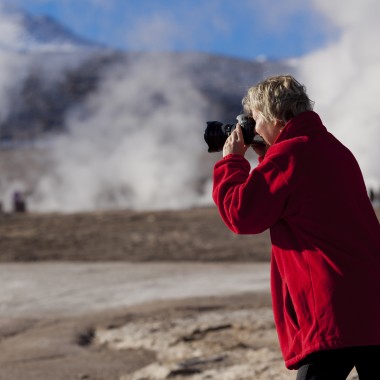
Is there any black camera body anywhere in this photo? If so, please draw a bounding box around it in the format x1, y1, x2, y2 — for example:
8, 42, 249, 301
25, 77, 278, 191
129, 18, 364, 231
204, 114, 264, 153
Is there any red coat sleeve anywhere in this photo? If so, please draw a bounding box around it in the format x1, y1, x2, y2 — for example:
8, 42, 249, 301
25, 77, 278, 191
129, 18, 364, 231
212, 154, 290, 234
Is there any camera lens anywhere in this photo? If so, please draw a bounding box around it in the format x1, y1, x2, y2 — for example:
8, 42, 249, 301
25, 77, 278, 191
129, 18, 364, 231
204, 114, 264, 153
204, 121, 233, 153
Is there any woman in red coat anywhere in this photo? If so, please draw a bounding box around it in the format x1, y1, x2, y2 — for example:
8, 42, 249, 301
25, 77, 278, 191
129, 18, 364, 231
213, 75, 380, 379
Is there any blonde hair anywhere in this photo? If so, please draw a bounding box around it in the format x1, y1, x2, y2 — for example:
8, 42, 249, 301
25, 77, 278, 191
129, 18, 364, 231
242, 75, 314, 124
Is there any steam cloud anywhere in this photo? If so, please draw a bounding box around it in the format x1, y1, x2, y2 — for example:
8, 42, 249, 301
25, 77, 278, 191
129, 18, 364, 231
297, 0, 380, 190
32, 55, 212, 212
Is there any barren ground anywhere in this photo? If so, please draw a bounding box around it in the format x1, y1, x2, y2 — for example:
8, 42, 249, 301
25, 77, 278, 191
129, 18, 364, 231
1, 206, 378, 380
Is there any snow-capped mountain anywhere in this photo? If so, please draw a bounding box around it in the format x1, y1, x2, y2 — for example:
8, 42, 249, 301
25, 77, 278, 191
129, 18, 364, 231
0, 3, 102, 52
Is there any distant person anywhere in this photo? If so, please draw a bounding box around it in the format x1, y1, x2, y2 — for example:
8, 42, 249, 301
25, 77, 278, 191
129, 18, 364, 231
212, 75, 380, 379
13, 191, 27, 213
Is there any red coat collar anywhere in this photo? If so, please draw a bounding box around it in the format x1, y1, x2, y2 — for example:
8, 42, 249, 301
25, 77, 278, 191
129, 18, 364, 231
274, 111, 327, 145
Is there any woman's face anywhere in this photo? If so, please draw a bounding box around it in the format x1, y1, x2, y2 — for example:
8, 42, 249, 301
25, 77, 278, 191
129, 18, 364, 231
251, 109, 283, 146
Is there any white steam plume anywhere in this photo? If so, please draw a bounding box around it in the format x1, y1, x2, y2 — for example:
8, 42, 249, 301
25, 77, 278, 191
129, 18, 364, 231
0, 6, 112, 212
31, 55, 212, 212
0, 7, 30, 121
296, 0, 380, 190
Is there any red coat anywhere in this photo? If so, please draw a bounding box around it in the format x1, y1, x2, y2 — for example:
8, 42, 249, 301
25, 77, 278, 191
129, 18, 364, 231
213, 111, 380, 369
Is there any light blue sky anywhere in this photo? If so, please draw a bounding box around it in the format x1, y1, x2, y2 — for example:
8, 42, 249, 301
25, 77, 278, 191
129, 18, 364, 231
9, 0, 337, 60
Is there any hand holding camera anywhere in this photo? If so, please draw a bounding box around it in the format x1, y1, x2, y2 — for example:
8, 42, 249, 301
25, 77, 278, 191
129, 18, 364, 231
204, 114, 265, 153
222, 124, 249, 157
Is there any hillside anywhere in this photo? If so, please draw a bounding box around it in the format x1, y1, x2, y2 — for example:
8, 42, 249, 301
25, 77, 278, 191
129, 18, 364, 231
0, 50, 294, 141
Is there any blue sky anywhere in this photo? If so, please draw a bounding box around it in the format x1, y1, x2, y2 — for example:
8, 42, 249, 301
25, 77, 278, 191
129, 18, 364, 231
9, 0, 337, 60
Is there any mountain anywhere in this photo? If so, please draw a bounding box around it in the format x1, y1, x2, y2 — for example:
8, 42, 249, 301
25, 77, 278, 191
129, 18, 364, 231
0, 50, 295, 142
15, 13, 102, 52
0, 3, 102, 52
0, 6, 295, 142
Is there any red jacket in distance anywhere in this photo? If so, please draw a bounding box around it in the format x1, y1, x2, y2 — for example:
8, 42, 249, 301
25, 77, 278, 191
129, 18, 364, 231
213, 111, 380, 369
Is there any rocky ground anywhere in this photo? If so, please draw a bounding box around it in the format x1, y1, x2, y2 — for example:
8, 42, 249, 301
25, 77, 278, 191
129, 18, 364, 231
1, 206, 376, 380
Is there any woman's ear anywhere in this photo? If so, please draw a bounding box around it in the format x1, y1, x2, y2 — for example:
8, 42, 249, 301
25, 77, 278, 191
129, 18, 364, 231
274, 119, 285, 130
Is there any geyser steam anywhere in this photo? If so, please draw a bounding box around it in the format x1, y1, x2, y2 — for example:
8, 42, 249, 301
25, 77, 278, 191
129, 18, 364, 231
31, 55, 213, 212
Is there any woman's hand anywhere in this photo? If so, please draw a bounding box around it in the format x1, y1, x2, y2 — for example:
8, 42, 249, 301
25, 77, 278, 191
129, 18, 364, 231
223, 124, 249, 157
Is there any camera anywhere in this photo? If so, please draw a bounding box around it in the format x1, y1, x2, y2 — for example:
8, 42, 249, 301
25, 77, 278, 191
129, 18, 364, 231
204, 114, 265, 153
